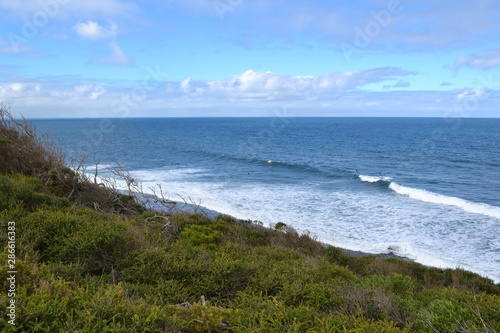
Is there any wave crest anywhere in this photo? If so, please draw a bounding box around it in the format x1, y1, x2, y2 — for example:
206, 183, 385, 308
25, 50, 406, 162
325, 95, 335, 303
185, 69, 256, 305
358, 174, 500, 220
359, 175, 392, 183
389, 182, 500, 220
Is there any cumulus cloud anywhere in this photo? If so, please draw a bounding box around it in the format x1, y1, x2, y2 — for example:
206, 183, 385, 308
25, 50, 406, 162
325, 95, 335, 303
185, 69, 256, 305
1, 82, 26, 101
455, 49, 500, 70
171, 68, 413, 99
49, 84, 107, 101
0, 79, 113, 118
9, 83, 26, 92
74, 84, 107, 100
74, 21, 118, 39
0, 80, 107, 100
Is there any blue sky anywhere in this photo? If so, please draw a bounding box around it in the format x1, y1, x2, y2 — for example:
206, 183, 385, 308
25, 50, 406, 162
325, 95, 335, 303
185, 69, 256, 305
1, 0, 499, 117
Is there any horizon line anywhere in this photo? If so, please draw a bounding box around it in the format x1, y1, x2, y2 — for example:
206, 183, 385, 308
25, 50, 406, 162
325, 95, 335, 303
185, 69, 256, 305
25, 115, 500, 120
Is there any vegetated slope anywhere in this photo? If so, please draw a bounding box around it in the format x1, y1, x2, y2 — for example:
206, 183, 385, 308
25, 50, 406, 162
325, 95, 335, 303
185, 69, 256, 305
1, 106, 499, 332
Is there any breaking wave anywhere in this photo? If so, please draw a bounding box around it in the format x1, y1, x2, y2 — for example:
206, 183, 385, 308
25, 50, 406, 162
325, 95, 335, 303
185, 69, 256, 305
359, 175, 500, 220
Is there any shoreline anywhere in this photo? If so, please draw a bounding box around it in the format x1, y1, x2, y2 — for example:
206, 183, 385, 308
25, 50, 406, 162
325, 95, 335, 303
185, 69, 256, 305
108, 170, 500, 285
172, 200, 499, 285
176, 201, 417, 260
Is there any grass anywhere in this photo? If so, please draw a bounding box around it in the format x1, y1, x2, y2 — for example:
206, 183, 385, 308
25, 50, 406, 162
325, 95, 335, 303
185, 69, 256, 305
0, 105, 499, 332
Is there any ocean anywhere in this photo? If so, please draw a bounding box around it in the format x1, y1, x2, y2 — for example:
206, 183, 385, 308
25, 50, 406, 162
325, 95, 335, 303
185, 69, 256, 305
32, 117, 500, 283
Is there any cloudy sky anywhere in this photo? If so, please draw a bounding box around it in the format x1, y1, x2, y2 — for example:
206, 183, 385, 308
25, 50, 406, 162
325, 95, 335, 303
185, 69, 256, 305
0, 0, 499, 118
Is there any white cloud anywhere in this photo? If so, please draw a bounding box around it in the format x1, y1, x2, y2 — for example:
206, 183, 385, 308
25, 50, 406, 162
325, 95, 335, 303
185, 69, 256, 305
72, 21, 133, 66
178, 68, 413, 99
0, 80, 109, 102
0, 82, 29, 97
74, 21, 118, 39
180, 77, 192, 91
455, 89, 487, 101
9, 83, 26, 92
95, 42, 133, 66
3, 69, 499, 118
75, 84, 107, 100
455, 49, 500, 70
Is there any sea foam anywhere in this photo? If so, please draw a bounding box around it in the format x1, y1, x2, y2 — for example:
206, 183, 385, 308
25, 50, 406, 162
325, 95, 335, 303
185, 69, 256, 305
359, 175, 392, 183
389, 182, 500, 220
359, 174, 500, 220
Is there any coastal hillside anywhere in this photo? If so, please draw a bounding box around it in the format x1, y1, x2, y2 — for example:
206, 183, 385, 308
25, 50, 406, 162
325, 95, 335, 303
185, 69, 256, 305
1, 106, 499, 332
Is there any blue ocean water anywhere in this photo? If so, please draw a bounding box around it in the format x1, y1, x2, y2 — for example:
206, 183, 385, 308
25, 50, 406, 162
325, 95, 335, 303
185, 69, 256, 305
32, 117, 500, 282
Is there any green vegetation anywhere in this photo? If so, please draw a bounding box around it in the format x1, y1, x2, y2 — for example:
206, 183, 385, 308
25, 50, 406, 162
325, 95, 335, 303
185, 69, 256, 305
1, 105, 499, 332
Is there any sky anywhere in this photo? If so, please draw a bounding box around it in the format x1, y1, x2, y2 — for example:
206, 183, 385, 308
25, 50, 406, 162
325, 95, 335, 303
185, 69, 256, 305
0, 0, 500, 118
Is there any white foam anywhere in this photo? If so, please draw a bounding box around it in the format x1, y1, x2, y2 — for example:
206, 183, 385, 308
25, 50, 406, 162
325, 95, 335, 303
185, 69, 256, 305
389, 182, 500, 220
92, 163, 115, 170
359, 175, 392, 183
132, 168, 208, 181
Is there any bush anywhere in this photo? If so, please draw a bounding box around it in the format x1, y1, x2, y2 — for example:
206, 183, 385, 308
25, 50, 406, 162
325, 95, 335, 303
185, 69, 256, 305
326, 246, 351, 266
0, 174, 69, 212
18, 207, 135, 273
0, 104, 64, 178
181, 224, 222, 249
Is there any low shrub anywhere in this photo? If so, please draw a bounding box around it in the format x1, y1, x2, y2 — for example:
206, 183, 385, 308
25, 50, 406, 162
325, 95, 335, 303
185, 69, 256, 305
181, 224, 222, 249
0, 174, 69, 212
17, 207, 135, 274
